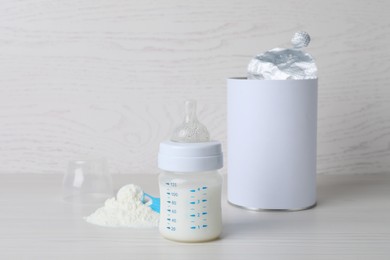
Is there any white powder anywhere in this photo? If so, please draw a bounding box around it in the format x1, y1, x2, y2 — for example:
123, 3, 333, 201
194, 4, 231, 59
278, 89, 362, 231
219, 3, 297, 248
84, 184, 159, 228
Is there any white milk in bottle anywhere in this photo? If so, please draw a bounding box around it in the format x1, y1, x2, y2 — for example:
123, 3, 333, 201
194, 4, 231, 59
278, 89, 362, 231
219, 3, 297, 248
158, 100, 223, 242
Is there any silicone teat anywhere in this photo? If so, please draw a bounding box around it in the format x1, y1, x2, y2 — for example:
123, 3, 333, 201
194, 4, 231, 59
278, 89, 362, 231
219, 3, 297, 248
171, 100, 210, 143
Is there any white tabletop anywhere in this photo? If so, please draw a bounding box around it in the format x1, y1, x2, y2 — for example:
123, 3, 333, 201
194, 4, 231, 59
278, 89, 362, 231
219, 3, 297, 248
1, 174, 389, 260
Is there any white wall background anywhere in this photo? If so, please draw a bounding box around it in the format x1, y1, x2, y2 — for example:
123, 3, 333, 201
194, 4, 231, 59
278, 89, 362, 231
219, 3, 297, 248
0, 0, 389, 175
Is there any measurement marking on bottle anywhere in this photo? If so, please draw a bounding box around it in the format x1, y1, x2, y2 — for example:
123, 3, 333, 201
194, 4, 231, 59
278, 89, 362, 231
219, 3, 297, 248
202, 199, 207, 202
202, 187, 207, 190
190, 224, 208, 230
202, 212, 207, 215
190, 189, 196, 192
167, 226, 176, 231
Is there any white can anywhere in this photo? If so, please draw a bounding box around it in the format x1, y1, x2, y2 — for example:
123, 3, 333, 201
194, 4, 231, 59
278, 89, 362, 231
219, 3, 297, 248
227, 78, 318, 210
158, 141, 223, 242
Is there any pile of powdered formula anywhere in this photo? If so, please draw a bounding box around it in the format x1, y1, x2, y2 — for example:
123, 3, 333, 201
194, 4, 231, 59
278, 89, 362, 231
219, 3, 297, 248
84, 184, 159, 228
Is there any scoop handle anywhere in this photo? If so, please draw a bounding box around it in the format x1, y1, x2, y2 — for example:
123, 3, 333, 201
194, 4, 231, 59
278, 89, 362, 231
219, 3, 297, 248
143, 192, 160, 213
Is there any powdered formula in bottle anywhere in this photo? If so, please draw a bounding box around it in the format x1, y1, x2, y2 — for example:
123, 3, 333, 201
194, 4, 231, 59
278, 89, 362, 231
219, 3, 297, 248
158, 100, 223, 242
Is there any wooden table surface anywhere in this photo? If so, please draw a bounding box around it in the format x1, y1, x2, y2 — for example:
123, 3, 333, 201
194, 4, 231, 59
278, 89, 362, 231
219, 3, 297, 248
1, 174, 389, 260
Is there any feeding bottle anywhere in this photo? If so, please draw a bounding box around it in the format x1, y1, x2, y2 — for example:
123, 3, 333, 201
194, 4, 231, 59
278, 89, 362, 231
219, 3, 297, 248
158, 100, 223, 242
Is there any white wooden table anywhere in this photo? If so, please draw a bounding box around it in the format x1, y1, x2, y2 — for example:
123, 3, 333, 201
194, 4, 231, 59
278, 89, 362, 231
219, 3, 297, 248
1, 174, 389, 259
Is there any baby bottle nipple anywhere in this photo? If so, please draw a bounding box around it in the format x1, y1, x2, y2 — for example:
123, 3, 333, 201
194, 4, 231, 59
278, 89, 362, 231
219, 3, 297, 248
171, 100, 210, 143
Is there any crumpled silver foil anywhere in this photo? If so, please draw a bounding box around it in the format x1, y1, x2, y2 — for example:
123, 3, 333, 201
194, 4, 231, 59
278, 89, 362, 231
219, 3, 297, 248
247, 31, 317, 80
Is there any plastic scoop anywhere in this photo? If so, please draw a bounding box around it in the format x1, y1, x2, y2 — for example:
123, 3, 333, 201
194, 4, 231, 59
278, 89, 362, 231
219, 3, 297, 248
143, 192, 160, 213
